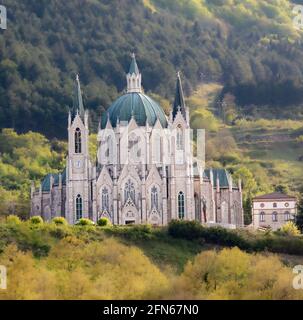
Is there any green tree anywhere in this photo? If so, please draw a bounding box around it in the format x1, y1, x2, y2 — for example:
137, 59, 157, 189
233, 167, 258, 225
296, 192, 303, 231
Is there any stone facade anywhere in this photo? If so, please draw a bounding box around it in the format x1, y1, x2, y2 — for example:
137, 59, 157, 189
31, 55, 244, 227
252, 192, 297, 231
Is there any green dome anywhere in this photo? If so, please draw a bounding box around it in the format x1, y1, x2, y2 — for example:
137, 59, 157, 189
101, 93, 167, 129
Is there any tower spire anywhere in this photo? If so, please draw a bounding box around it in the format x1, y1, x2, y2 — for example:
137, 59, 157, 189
173, 71, 186, 120
73, 74, 85, 118
126, 53, 142, 93
129, 53, 140, 75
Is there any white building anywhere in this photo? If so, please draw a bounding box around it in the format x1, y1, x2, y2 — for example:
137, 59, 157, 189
252, 192, 297, 230
31, 55, 244, 227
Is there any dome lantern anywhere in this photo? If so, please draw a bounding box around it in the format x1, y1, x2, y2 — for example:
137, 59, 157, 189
126, 53, 142, 93
101, 55, 167, 129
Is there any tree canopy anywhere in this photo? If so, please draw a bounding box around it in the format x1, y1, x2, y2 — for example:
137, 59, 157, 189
0, 0, 303, 137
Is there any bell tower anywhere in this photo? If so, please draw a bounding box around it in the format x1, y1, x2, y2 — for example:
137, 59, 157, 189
168, 72, 194, 222
66, 75, 94, 224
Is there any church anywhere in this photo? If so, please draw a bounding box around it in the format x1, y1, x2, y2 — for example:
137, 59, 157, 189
31, 55, 244, 228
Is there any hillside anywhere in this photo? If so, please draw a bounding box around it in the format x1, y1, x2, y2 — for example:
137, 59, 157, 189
1, 218, 303, 299
0, 0, 302, 224
1, 0, 303, 137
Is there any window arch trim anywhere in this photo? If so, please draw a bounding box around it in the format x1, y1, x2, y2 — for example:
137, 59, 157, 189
101, 187, 109, 211
151, 186, 159, 210
178, 191, 185, 220
75, 128, 82, 154
272, 211, 278, 222
76, 194, 83, 220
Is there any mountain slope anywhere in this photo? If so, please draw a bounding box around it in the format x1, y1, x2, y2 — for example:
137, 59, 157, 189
0, 0, 303, 137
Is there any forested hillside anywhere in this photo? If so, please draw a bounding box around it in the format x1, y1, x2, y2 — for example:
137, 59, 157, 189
0, 0, 303, 137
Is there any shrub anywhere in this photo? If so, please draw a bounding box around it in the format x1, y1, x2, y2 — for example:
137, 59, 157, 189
168, 220, 203, 240
29, 216, 43, 225
31, 241, 51, 257
168, 220, 250, 250
202, 227, 249, 250
277, 222, 300, 236
6, 215, 21, 224
49, 226, 71, 239
52, 217, 68, 226
115, 224, 154, 241
167, 220, 303, 255
76, 218, 95, 226
97, 217, 111, 227
173, 247, 303, 300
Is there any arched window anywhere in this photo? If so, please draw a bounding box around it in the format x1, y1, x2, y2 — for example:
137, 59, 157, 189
260, 211, 265, 222
75, 128, 82, 153
272, 211, 278, 222
151, 186, 159, 210
284, 211, 291, 221
152, 133, 161, 164
178, 191, 185, 220
176, 125, 183, 150
105, 135, 113, 158
76, 194, 82, 220
128, 134, 141, 161
194, 193, 201, 222
124, 179, 135, 203
102, 187, 109, 211
273, 203, 277, 208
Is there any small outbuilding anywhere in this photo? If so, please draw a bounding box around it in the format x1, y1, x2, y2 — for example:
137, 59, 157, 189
252, 192, 297, 231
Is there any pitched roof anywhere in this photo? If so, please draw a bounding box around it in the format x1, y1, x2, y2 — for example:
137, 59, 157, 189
128, 53, 140, 75
253, 192, 296, 200
204, 168, 233, 188
41, 168, 66, 192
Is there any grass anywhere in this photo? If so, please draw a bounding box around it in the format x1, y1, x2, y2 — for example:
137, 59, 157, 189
103, 226, 211, 272
229, 121, 303, 192
119, 231, 215, 273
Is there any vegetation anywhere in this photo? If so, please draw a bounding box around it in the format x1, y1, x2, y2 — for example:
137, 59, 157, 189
168, 220, 303, 256
0, 219, 302, 299
174, 247, 301, 300
0, 1, 302, 222
97, 218, 111, 227
1, 0, 303, 137
76, 218, 95, 226
52, 217, 67, 226
277, 221, 301, 237
29, 216, 43, 225
0, 0, 302, 300
0, 129, 66, 218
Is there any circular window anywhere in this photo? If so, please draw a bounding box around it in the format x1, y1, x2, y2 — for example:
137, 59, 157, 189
285, 203, 289, 207
260, 203, 265, 208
